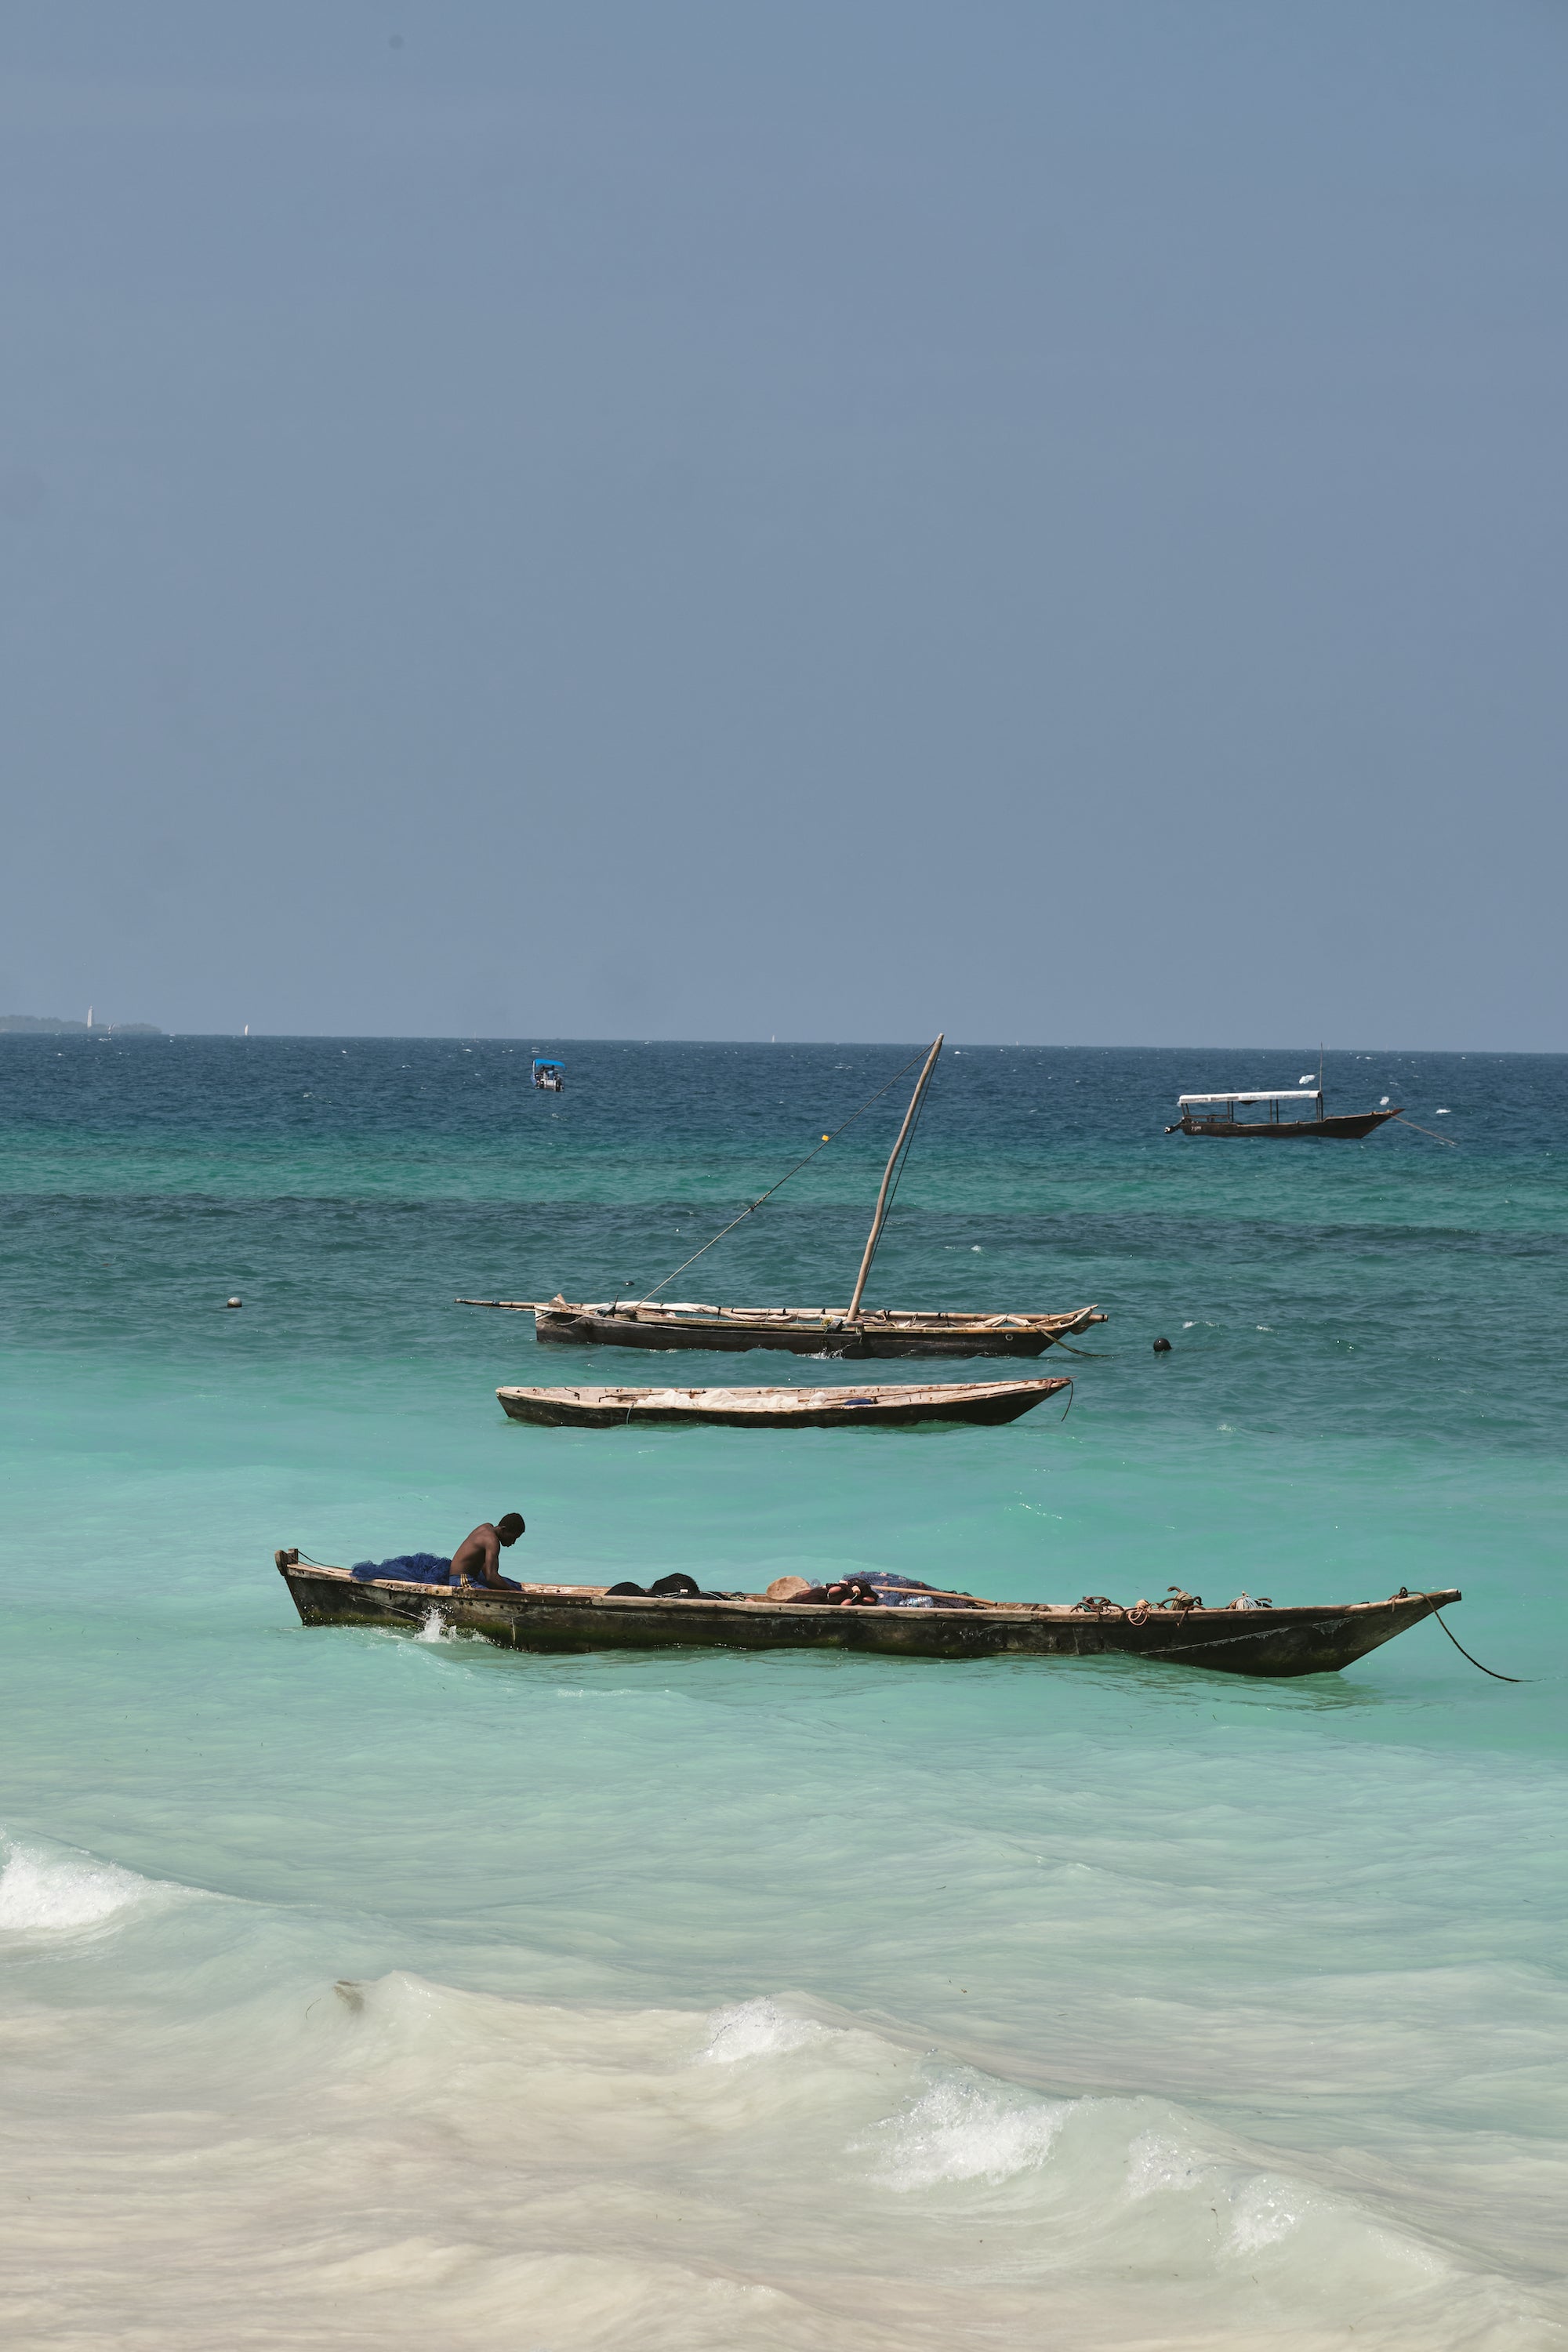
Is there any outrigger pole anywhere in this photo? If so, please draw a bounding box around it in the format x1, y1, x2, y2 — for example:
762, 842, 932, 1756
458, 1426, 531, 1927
846, 1034, 944, 1319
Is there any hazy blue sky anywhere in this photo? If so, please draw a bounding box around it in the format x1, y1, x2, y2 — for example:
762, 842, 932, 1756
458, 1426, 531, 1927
2, 2, 1564, 1046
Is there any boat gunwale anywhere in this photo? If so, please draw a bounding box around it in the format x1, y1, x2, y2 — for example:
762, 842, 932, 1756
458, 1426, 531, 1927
462, 1299, 1105, 1330
494, 1375, 1072, 1408
1169, 1109, 1403, 1140
278, 1560, 1460, 1628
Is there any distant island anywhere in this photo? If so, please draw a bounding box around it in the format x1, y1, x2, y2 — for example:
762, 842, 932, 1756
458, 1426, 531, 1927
0, 1014, 165, 1035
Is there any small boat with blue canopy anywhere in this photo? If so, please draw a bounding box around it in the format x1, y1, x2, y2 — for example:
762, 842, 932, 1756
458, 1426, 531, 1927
532, 1058, 564, 1092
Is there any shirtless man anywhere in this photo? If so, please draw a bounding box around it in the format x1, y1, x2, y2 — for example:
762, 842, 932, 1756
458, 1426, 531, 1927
450, 1512, 526, 1589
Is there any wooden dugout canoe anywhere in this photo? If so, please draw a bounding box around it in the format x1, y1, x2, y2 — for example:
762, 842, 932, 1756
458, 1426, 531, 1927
274, 1554, 1461, 1679
462, 1298, 1107, 1359
459, 1037, 1106, 1359
495, 1376, 1073, 1428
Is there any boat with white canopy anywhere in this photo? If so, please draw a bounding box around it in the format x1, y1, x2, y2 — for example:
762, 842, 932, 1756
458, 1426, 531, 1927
1167, 1084, 1402, 1140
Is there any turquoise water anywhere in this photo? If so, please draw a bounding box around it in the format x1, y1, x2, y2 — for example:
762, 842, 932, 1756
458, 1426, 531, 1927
2, 1036, 1564, 2350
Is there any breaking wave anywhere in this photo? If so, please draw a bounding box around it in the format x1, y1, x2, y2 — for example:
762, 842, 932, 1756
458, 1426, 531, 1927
0, 1838, 186, 1936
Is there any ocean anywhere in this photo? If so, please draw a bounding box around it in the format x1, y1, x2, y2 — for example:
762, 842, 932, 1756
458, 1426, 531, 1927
1, 1036, 1563, 2350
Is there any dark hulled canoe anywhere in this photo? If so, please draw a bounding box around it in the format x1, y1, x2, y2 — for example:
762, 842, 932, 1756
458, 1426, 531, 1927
1167, 1084, 1403, 1141
275, 1555, 1459, 1679
495, 1376, 1072, 1428
1173, 1109, 1402, 1140
461, 1298, 1106, 1359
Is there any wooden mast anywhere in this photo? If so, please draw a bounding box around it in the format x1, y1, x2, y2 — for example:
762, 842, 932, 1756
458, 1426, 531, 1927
846, 1034, 944, 1320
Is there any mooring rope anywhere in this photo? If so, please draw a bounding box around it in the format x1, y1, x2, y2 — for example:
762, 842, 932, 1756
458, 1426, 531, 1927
635, 1044, 931, 1306
1403, 1589, 1527, 1681
1391, 1113, 1460, 1148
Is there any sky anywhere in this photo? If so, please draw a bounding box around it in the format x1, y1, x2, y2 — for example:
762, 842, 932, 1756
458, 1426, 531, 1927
1, 2, 1564, 1047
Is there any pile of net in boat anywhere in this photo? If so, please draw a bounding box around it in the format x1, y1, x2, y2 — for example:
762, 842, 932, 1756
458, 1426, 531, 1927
604, 1573, 746, 1600
350, 1554, 452, 1584
767, 1572, 986, 1609
858, 1573, 977, 1609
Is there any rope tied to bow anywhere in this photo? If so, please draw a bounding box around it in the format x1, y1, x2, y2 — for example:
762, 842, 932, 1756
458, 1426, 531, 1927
1397, 1588, 1529, 1682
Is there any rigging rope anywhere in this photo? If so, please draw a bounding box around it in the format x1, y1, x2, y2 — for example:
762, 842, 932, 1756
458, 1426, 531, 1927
636, 1045, 931, 1307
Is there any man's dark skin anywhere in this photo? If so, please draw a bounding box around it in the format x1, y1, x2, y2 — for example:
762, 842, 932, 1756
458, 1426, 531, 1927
450, 1512, 525, 1588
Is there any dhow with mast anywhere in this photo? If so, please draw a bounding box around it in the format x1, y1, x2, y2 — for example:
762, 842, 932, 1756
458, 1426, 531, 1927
460, 1036, 1105, 1359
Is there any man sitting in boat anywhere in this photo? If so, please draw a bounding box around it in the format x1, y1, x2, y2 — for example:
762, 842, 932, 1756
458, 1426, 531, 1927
450, 1513, 526, 1590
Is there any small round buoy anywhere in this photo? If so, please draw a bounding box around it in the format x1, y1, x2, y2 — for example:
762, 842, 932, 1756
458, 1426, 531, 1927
225, 1296, 243, 1309
1152, 1336, 1172, 1352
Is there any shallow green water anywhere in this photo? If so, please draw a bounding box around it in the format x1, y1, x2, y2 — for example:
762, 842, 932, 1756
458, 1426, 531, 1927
2, 1037, 1563, 2349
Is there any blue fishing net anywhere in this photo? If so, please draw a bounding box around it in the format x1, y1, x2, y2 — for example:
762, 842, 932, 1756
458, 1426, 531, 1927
350, 1554, 452, 1584
857, 1573, 977, 1610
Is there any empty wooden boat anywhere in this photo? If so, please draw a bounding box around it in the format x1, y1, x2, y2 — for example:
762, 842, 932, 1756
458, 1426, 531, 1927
275, 1553, 1461, 1679
465, 1298, 1105, 1359
495, 1376, 1073, 1428
459, 1036, 1105, 1358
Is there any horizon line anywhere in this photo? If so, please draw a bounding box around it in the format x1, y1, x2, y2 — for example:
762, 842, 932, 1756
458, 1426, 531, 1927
7, 1031, 1562, 1058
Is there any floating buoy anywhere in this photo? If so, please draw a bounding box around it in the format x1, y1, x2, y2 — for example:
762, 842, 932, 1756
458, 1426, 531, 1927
225, 1296, 243, 1309
1152, 1336, 1172, 1352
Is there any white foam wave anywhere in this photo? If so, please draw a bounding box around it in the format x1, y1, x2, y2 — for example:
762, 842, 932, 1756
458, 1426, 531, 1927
1125, 2127, 1205, 2199
698, 1996, 832, 2065
867, 2071, 1069, 2189
1227, 2176, 1302, 2254
0, 1960, 1528, 2347
1127, 2124, 1307, 2252
1123, 2124, 1444, 2286
0, 1840, 178, 1934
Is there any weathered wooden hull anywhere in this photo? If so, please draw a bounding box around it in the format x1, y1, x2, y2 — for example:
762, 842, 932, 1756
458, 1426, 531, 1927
495, 1377, 1070, 1428
524, 1305, 1104, 1358
1176, 1110, 1401, 1140
276, 1558, 1458, 1679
